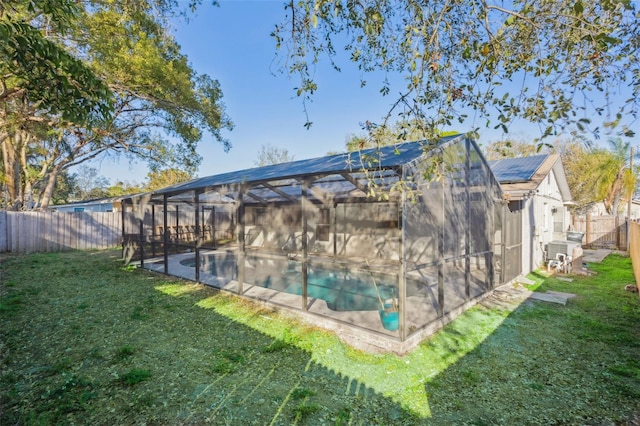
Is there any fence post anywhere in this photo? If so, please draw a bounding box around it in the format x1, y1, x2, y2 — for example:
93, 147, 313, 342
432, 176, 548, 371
139, 219, 144, 268
586, 213, 591, 248
0, 211, 7, 253
630, 222, 640, 294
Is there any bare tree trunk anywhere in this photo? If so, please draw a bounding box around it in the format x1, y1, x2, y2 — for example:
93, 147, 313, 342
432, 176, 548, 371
605, 166, 626, 215
38, 166, 61, 210
1, 131, 24, 210
611, 166, 627, 215
612, 188, 622, 216
18, 130, 36, 209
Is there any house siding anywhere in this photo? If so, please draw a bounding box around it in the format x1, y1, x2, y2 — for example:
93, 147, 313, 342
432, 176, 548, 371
520, 168, 569, 273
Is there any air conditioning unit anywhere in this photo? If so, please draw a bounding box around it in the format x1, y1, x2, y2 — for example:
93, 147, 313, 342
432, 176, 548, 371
547, 240, 581, 261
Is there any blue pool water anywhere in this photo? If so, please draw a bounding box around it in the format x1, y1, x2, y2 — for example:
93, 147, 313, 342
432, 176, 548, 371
181, 254, 398, 312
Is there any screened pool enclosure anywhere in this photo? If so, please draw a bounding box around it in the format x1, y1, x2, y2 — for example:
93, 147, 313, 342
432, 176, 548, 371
122, 135, 506, 352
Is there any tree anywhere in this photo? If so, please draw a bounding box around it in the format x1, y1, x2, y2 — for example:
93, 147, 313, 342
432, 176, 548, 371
0, 1, 113, 123
560, 138, 636, 215
593, 139, 636, 215
273, 0, 638, 141
483, 138, 549, 160
45, 170, 75, 206
344, 120, 460, 152
105, 181, 144, 198
145, 168, 194, 191
344, 120, 430, 151
558, 140, 603, 213
255, 144, 295, 166
68, 166, 110, 201
1, 0, 232, 210
1, 0, 114, 210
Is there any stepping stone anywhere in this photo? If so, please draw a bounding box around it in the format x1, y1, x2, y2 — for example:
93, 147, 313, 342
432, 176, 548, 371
546, 290, 578, 299
516, 277, 536, 285
556, 277, 574, 282
528, 292, 569, 305
582, 249, 612, 263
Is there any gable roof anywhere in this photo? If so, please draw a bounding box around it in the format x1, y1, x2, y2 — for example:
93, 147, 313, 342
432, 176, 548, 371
488, 155, 548, 184
489, 154, 572, 202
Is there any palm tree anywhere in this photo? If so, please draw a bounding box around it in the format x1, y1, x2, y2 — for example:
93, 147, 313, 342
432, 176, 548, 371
594, 139, 636, 215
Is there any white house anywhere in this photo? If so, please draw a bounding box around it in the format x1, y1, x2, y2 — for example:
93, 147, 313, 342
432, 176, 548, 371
49, 196, 124, 213
489, 154, 573, 275
578, 200, 640, 218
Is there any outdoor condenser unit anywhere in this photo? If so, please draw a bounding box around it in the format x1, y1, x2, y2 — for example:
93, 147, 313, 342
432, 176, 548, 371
547, 240, 581, 261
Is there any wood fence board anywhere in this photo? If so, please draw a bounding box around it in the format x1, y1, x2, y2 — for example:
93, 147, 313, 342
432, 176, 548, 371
0, 211, 7, 252
630, 222, 640, 291
90, 213, 97, 250
89, 213, 96, 250
12, 212, 18, 253
63, 213, 70, 250
37, 212, 44, 252
87, 213, 93, 250
48, 214, 55, 252
78, 212, 85, 250
0, 211, 122, 254
84, 212, 91, 250
54, 213, 62, 252
68, 213, 74, 250
28, 212, 35, 252
43, 213, 49, 252
97, 213, 104, 248
16, 212, 24, 253
572, 214, 628, 250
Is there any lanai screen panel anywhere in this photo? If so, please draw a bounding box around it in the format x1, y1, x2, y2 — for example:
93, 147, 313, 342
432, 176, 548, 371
162, 192, 197, 282
403, 150, 444, 333
441, 140, 468, 314
402, 136, 500, 339
123, 135, 505, 345
213, 169, 405, 337
468, 142, 494, 297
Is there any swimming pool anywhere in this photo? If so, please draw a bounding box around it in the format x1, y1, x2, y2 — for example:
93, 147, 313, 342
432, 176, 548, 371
180, 253, 399, 313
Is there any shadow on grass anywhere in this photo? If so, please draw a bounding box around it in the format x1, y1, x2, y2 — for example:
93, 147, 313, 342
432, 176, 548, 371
2, 251, 639, 424
423, 255, 640, 424
0, 250, 418, 425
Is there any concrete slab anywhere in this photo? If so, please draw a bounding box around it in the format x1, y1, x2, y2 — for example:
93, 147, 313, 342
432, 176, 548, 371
515, 276, 536, 285
582, 249, 612, 263
528, 292, 569, 305
546, 290, 578, 300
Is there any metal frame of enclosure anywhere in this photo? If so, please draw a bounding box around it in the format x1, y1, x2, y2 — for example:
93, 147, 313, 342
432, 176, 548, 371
122, 135, 507, 350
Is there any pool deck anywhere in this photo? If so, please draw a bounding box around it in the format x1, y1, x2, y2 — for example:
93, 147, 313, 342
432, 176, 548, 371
138, 249, 493, 354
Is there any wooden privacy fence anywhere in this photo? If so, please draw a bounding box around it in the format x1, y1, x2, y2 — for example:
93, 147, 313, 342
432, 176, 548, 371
572, 214, 628, 250
0, 211, 122, 254
630, 221, 640, 290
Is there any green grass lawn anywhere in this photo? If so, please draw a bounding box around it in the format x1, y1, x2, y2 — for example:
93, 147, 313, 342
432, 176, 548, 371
1, 250, 639, 425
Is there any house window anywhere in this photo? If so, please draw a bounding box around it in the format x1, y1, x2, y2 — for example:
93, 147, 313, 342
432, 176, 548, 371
319, 208, 330, 225
553, 220, 564, 233
316, 224, 330, 241
552, 207, 564, 232
74, 207, 85, 212
254, 208, 267, 226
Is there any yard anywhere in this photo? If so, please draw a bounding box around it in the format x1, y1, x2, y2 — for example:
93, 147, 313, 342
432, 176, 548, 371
1, 249, 639, 425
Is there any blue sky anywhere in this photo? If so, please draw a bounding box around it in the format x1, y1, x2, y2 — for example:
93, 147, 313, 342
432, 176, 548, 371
89, 0, 637, 185
93, 1, 412, 184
